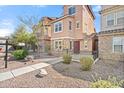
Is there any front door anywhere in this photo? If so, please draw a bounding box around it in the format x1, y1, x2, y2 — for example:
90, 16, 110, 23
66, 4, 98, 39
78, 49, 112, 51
74, 41, 80, 54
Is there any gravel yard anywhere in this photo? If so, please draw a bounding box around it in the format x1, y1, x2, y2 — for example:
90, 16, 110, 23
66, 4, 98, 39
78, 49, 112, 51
0, 65, 89, 88
0, 54, 58, 73
0, 60, 123, 88
53, 60, 124, 81
0, 60, 41, 73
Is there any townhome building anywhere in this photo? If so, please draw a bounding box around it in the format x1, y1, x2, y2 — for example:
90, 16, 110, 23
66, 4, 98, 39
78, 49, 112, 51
99, 5, 124, 62
50, 5, 97, 55
34, 17, 56, 53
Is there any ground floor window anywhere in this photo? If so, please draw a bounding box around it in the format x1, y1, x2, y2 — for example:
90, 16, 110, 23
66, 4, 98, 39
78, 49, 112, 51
113, 37, 124, 53
84, 40, 88, 49
69, 41, 73, 50
54, 40, 62, 50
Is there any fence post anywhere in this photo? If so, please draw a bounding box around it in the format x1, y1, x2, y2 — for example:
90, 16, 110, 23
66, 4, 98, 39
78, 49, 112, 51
5, 39, 8, 68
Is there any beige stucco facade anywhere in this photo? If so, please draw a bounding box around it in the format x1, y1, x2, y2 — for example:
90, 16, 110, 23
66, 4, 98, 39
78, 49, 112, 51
51, 5, 96, 54
101, 5, 124, 31
35, 17, 55, 53
99, 5, 124, 62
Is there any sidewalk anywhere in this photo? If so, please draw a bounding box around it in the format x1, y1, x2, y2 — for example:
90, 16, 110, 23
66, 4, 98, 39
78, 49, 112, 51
0, 57, 63, 82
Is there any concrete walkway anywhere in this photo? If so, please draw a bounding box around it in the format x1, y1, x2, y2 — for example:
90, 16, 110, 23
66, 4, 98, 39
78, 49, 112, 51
0, 57, 62, 82
0, 57, 98, 82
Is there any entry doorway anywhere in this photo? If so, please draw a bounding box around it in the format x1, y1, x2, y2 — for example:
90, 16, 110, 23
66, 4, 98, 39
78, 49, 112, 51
74, 41, 80, 54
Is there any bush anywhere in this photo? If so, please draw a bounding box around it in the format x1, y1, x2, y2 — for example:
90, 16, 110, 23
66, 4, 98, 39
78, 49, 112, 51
80, 56, 94, 71
12, 49, 28, 60
63, 53, 72, 64
90, 76, 124, 88
90, 80, 119, 88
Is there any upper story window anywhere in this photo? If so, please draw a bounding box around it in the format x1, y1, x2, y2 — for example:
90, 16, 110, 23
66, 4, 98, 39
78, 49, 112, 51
84, 23, 88, 33
68, 6, 76, 15
69, 21, 72, 30
107, 13, 115, 26
54, 22, 62, 32
113, 37, 124, 53
76, 21, 80, 29
117, 11, 124, 25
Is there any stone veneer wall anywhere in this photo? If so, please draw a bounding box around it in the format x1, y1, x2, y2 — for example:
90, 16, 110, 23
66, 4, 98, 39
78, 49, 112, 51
98, 31, 124, 62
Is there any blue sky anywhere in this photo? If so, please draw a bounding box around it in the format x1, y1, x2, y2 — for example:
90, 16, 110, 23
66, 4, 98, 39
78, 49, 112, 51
0, 5, 101, 37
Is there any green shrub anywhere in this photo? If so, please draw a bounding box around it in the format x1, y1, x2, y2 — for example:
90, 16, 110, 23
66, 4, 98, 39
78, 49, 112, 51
90, 76, 124, 88
63, 53, 72, 64
80, 56, 94, 71
12, 49, 28, 60
90, 80, 119, 88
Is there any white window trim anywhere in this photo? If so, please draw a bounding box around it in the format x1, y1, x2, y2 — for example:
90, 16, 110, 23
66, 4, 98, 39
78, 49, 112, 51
84, 23, 88, 33
76, 21, 80, 29
116, 11, 124, 26
84, 40, 88, 49
68, 5, 76, 15
54, 40, 63, 51
112, 37, 124, 53
106, 11, 124, 27
69, 40, 73, 50
68, 21, 72, 31
106, 13, 115, 27
54, 22, 63, 33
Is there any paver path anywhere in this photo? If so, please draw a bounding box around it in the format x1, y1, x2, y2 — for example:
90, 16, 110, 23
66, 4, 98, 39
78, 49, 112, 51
0, 57, 62, 81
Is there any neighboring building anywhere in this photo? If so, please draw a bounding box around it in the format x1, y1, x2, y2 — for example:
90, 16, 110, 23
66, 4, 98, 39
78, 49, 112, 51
99, 5, 124, 61
0, 37, 12, 52
51, 5, 97, 55
34, 17, 56, 53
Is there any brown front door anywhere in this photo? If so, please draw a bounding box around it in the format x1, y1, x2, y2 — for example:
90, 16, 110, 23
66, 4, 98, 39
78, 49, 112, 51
74, 41, 80, 54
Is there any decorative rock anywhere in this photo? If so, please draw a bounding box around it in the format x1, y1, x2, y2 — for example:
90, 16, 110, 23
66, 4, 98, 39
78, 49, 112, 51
36, 69, 48, 78
25, 55, 34, 62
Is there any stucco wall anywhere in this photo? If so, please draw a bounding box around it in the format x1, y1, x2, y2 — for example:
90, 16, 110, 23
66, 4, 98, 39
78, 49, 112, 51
99, 32, 124, 62
101, 5, 124, 31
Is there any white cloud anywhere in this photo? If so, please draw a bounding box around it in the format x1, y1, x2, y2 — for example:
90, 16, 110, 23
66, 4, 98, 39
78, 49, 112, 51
92, 5, 101, 13
32, 5, 47, 8
92, 5, 101, 17
0, 19, 14, 28
0, 28, 14, 37
0, 19, 14, 37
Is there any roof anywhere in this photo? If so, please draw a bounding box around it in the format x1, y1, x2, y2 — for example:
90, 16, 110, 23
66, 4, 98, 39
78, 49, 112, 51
98, 28, 124, 35
51, 5, 95, 24
50, 15, 74, 23
87, 5, 95, 19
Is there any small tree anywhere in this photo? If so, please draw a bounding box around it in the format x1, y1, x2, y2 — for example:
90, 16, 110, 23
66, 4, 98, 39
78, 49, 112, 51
29, 33, 38, 52
18, 16, 43, 53
10, 25, 30, 49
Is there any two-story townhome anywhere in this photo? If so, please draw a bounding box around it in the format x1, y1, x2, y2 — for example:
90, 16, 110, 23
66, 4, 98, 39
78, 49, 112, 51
34, 17, 56, 53
51, 5, 96, 55
99, 5, 124, 62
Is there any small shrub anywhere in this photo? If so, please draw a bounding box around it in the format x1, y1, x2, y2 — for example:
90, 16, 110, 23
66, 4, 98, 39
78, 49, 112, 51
90, 75, 124, 88
63, 53, 72, 64
12, 49, 28, 60
80, 56, 94, 71
90, 80, 119, 88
